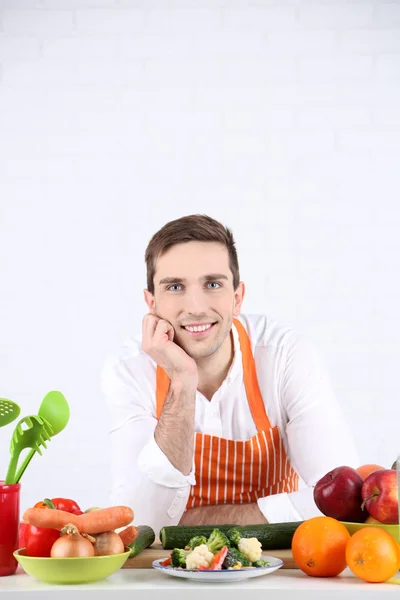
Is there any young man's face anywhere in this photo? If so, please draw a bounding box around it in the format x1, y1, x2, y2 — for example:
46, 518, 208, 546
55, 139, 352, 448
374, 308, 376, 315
144, 241, 245, 361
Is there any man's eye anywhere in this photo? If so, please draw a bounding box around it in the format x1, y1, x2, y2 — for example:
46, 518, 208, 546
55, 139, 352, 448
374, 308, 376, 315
168, 284, 182, 291
207, 282, 221, 289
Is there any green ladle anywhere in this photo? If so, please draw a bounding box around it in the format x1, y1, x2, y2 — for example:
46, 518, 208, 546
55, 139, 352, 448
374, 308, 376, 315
14, 390, 70, 484
0, 398, 20, 428
4, 415, 53, 484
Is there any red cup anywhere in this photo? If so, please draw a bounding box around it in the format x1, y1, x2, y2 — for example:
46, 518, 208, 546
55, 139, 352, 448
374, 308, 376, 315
0, 481, 21, 576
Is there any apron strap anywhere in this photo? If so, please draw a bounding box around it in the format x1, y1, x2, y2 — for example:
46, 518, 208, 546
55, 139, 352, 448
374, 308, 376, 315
233, 318, 271, 432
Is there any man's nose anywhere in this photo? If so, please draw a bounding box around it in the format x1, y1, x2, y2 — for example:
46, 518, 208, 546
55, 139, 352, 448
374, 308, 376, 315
184, 288, 209, 315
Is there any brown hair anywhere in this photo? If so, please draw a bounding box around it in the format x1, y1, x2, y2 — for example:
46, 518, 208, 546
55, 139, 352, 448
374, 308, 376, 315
145, 214, 240, 294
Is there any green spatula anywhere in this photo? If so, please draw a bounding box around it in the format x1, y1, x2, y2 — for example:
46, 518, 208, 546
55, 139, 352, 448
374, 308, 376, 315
4, 415, 53, 484
14, 390, 70, 483
0, 398, 20, 428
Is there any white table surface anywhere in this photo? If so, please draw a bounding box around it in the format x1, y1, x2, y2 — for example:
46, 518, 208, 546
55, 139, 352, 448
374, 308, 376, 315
1, 567, 400, 599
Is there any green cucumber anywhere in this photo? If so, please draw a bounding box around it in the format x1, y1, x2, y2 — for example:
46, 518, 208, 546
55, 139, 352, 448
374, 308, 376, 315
160, 525, 236, 549
226, 522, 302, 549
160, 522, 302, 550
128, 525, 156, 558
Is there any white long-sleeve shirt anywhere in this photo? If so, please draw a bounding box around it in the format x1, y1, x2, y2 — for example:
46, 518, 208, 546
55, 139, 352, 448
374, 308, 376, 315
101, 313, 359, 534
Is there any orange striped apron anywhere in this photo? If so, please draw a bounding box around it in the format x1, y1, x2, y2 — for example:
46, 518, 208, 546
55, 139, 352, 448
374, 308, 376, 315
156, 318, 299, 509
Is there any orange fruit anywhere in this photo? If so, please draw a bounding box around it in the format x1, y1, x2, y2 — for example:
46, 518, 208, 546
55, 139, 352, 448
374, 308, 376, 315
291, 516, 350, 577
346, 527, 400, 583
356, 464, 385, 480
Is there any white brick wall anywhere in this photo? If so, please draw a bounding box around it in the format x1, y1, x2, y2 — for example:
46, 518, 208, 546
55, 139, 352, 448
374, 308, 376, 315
0, 0, 399, 513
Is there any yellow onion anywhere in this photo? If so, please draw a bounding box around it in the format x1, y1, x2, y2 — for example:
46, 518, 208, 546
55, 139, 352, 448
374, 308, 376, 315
93, 531, 124, 556
50, 524, 95, 558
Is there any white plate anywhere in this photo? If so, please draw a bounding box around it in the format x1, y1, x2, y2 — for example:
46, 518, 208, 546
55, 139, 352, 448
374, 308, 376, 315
152, 554, 283, 582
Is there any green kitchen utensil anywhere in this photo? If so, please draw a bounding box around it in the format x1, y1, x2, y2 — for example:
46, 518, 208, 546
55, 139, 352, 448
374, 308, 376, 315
0, 398, 20, 428
14, 390, 70, 483
4, 415, 53, 484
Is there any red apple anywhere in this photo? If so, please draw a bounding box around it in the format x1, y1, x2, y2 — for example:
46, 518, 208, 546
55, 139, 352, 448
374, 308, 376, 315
313, 466, 365, 522
361, 469, 399, 524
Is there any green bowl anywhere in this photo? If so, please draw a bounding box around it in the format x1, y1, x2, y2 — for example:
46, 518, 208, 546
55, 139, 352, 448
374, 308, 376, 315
340, 521, 400, 543
14, 548, 130, 584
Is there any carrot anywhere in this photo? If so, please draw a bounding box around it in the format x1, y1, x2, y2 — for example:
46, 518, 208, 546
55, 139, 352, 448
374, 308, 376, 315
78, 507, 134, 534
23, 507, 78, 530
118, 525, 138, 547
23, 506, 134, 534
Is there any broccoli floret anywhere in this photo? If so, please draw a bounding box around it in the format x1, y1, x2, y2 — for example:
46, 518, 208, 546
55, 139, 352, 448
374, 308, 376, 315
222, 547, 252, 569
187, 535, 207, 550
171, 548, 190, 568
227, 528, 242, 548
206, 528, 230, 555
252, 558, 270, 568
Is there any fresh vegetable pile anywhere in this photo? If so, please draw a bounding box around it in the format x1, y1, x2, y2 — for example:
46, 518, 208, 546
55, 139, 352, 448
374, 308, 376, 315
20, 497, 155, 559
161, 528, 271, 571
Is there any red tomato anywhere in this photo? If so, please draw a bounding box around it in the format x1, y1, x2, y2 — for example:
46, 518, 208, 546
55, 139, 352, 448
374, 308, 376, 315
25, 525, 60, 557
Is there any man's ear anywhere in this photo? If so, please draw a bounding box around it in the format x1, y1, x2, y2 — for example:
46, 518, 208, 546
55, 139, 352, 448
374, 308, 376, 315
144, 289, 156, 314
233, 282, 245, 317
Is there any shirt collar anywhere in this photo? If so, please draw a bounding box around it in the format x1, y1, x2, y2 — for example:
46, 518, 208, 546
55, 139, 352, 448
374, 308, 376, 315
224, 320, 242, 385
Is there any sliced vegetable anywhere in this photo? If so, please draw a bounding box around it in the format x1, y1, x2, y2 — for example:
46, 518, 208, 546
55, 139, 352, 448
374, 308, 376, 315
222, 547, 252, 568
160, 556, 172, 567
127, 525, 155, 558
50, 524, 95, 558
198, 546, 228, 571
93, 531, 125, 556
227, 528, 242, 548
187, 535, 207, 550
253, 558, 270, 568
171, 547, 190, 568
206, 528, 230, 554
23, 505, 134, 534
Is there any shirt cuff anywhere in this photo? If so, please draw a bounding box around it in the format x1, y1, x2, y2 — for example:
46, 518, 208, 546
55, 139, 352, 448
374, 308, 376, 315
257, 487, 323, 523
137, 435, 196, 488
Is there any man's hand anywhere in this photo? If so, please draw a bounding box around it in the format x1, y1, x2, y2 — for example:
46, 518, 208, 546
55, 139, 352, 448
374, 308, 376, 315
179, 503, 268, 526
142, 314, 197, 383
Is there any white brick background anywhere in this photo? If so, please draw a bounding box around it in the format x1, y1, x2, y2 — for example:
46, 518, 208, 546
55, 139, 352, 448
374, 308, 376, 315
0, 0, 399, 515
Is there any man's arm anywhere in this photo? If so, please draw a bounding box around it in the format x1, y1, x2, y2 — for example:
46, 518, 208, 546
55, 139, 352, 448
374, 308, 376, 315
155, 377, 196, 476
102, 355, 196, 535
142, 314, 198, 476
178, 502, 268, 526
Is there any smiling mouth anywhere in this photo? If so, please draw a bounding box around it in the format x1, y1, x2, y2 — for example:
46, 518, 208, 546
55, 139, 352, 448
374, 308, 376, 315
181, 322, 217, 335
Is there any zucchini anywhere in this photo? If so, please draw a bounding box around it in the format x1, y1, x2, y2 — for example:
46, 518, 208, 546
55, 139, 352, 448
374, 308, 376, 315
160, 522, 302, 550
160, 525, 236, 549
127, 525, 156, 558
226, 522, 302, 549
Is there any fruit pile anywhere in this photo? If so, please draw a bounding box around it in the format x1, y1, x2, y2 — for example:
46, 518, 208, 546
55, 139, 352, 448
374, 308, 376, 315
313, 463, 399, 524
292, 516, 400, 583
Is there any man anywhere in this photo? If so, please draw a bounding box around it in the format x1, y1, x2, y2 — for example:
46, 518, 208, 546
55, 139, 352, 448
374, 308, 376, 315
102, 214, 359, 533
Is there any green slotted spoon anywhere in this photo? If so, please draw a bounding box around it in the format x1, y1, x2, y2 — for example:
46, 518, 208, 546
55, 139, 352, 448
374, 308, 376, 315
4, 415, 53, 484
0, 398, 20, 428
14, 390, 70, 483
